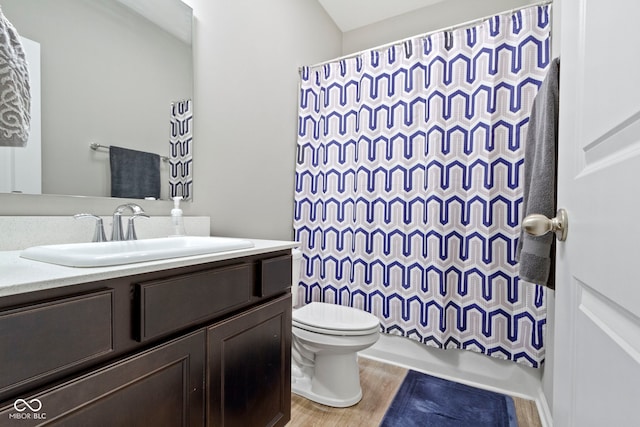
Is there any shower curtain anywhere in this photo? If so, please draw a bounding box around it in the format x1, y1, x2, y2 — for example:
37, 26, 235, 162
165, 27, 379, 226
294, 5, 551, 367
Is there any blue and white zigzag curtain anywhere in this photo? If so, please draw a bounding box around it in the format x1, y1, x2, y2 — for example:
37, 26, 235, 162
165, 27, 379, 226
294, 5, 551, 367
170, 99, 193, 200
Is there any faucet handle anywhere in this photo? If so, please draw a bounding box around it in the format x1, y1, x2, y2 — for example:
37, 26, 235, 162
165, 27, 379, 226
126, 203, 145, 215
74, 213, 107, 242
113, 203, 145, 215
125, 212, 150, 240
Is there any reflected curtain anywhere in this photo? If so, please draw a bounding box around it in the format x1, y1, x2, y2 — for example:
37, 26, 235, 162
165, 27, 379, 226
169, 99, 193, 200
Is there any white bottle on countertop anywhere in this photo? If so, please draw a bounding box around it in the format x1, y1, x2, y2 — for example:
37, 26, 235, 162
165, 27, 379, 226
170, 196, 187, 236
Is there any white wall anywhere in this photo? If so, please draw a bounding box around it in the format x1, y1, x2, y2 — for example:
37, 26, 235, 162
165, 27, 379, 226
342, 0, 541, 54
183, 0, 341, 240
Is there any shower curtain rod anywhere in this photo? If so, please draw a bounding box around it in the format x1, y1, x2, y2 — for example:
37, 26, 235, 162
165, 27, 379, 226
304, 0, 553, 69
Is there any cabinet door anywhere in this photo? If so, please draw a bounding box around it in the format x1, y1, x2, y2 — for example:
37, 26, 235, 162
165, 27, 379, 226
0, 331, 205, 427
207, 295, 291, 427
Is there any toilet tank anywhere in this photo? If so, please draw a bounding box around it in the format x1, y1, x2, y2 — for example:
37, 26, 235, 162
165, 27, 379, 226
291, 249, 302, 308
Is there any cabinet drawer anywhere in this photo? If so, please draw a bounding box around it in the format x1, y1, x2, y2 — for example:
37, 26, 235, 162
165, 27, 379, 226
0, 289, 114, 395
136, 264, 252, 342
259, 255, 292, 297
0, 331, 205, 426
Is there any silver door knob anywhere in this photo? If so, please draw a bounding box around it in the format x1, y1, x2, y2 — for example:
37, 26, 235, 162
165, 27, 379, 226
522, 208, 568, 241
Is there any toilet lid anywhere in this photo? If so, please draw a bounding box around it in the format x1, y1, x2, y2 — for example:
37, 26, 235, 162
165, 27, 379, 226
293, 302, 380, 334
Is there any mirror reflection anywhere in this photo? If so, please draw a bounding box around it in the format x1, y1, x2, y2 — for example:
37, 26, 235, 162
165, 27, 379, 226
0, 0, 193, 200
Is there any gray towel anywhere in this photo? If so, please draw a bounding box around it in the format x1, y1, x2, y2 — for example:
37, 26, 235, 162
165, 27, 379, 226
516, 57, 560, 289
0, 6, 30, 147
110, 146, 161, 199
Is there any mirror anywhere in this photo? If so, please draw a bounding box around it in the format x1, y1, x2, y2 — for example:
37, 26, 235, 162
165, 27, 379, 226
0, 0, 193, 200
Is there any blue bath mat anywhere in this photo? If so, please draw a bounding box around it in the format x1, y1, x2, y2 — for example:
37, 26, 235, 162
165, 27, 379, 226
380, 370, 518, 427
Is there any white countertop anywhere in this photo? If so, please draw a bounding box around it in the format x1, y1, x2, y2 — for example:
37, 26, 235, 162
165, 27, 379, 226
0, 239, 299, 297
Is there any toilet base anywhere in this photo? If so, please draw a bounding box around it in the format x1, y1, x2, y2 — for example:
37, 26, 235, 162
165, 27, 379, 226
291, 352, 363, 408
292, 378, 362, 408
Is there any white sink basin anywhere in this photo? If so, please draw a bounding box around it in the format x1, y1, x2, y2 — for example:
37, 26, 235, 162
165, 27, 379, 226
20, 236, 255, 267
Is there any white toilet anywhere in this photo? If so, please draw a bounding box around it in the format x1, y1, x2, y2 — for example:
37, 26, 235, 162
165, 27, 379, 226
290, 249, 380, 407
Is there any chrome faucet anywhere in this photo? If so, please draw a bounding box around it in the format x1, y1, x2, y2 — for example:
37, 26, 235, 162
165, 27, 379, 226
111, 203, 149, 241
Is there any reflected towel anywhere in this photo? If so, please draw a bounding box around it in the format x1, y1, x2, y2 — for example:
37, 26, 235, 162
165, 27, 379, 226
0, 6, 30, 147
110, 146, 160, 199
516, 57, 560, 289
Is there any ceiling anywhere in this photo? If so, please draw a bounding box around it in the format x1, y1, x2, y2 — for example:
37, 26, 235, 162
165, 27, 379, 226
318, 0, 446, 32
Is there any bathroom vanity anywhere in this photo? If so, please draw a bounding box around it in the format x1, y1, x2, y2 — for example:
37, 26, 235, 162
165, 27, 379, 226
0, 240, 296, 426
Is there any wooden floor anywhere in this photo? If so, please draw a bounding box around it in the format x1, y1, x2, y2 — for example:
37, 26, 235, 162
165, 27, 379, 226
288, 358, 542, 427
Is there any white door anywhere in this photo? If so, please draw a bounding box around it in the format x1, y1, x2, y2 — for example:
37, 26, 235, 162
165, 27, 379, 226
553, 0, 640, 425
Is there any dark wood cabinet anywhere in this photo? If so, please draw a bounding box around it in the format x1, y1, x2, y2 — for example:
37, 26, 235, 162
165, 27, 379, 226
0, 250, 292, 427
0, 331, 205, 427
208, 295, 291, 427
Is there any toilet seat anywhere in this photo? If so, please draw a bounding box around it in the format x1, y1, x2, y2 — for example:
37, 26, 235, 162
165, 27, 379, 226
293, 302, 380, 336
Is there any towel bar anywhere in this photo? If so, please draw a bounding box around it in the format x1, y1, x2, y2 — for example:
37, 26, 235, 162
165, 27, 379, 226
90, 142, 169, 162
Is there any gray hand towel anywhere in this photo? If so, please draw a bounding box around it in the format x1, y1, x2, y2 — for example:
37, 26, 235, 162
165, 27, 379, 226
0, 6, 30, 147
110, 145, 161, 199
516, 57, 560, 289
